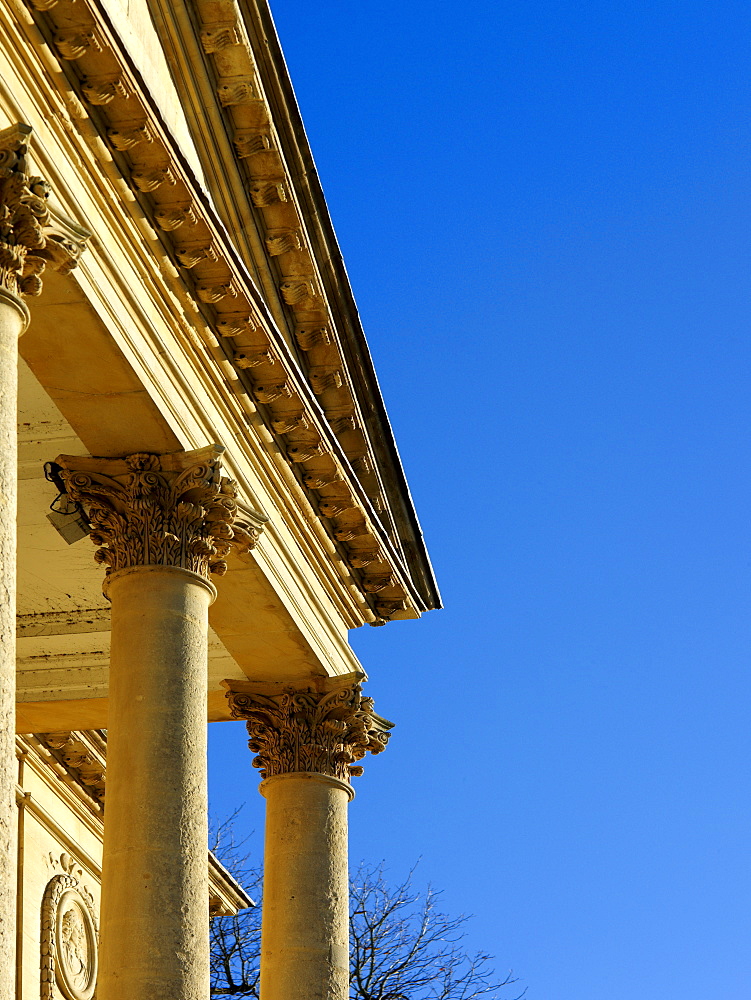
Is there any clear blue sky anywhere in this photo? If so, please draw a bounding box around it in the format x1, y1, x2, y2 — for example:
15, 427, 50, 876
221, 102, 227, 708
209, 3, 751, 997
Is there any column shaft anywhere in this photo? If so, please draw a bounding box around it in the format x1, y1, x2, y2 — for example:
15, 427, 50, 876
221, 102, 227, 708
98, 565, 214, 1000
225, 680, 392, 1000
260, 773, 352, 1000
0, 291, 27, 1000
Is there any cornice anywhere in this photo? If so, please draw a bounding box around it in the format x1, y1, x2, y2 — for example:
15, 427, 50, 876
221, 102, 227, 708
18, 0, 433, 623
239, 0, 442, 615
21, 731, 105, 818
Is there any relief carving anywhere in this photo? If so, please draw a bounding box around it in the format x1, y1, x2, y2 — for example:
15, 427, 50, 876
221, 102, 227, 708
295, 325, 331, 351
234, 348, 275, 369
200, 24, 241, 53
286, 441, 325, 463
215, 313, 262, 338
81, 76, 128, 105
197, 282, 237, 303
131, 167, 176, 193
0, 126, 84, 301
154, 205, 197, 231
217, 77, 258, 106
175, 242, 217, 268
265, 229, 302, 256
40, 733, 106, 803
225, 680, 393, 782
280, 279, 319, 307
249, 181, 286, 207
235, 132, 272, 158
54, 447, 251, 580
253, 381, 292, 404
270, 412, 310, 435
41, 860, 98, 1000
309, 366, 344, 394
106, 123, 152, 151
54, 29, 101, 61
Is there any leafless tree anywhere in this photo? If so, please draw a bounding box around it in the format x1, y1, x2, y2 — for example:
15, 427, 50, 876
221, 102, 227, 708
210, 816, 522, 1000
348, 861, 521, 1000
210, 814, 262, 998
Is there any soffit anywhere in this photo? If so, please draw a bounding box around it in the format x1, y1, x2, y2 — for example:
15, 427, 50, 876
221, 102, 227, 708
16, 356, 339, 731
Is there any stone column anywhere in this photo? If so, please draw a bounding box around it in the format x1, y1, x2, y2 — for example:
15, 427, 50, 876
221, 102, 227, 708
57, 447, 255, 1000
226, 678, 393, 1000
0, 123, 83, 995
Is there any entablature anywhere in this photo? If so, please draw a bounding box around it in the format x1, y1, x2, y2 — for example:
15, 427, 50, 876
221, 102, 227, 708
15, 0, 437, 624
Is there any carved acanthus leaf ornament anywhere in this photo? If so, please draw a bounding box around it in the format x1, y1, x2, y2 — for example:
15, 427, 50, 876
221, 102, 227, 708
0, 124, 87, 302
56, 446, 260, 581
226, 681, 393, 783
0, 124, 51, 299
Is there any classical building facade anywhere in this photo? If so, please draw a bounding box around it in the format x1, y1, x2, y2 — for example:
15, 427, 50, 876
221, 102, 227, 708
0, 1, 439, 998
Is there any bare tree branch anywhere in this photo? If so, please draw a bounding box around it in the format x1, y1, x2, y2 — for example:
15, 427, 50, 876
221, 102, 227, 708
210, 817, 523, 1000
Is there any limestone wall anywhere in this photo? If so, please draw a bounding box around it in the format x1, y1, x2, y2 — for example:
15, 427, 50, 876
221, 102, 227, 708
15, 736, 102, 1000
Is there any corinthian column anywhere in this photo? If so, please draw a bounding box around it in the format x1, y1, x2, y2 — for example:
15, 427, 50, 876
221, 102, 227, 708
226, 678, 393, 1000
0, 123, 83, 996
57, 447, 254, 1000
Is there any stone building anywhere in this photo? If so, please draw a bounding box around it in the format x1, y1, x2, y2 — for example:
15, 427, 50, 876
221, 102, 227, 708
0, 1, 439, 998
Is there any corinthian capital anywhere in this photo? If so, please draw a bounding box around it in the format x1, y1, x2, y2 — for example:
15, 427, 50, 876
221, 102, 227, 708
55, 446, 260, 581
224, 677, 393, 783
0, 124, 86, 302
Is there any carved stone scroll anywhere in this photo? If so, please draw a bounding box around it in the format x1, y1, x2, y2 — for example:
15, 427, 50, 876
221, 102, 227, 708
55, 446, 250, 581
225, 679, 393, 783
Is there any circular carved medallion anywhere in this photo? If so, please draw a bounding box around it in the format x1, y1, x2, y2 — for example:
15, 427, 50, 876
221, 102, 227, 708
41, 874, 98, 1000
55, 888, 97, 1000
